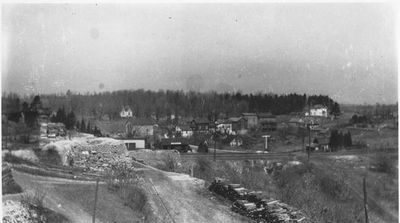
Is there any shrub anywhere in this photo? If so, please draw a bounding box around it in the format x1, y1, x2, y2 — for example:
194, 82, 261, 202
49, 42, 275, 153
160, 153, 179, 172
2, 180, 23, 195
124, 187, 147, 212
3, 153, 35, 165
370, 154, 397, 175
194, 157, 213, 181
273, 164, 361, 222
34, 146, 63, 166
106, 162, 148, 213
20, 189, 46, 209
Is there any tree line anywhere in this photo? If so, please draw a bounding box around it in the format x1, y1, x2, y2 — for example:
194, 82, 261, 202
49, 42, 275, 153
329, 130, 352, 151
75, 119, 102, 136
12, 90, 341, 120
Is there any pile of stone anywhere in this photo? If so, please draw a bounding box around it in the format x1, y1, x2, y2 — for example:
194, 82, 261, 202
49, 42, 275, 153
2, 200, 41, 223
63, 137, 130, 172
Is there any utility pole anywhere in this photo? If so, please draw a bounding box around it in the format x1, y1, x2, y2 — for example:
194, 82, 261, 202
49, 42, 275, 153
262, 135, 270, 152
213, 133, 217, 162
92, 178, 100, 223
307, 124, 311, 163
363, 177, 369, 223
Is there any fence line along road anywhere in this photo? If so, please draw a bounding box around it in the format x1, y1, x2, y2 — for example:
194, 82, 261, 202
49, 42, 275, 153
180, 152, 297, 160
180, 150, 398, 161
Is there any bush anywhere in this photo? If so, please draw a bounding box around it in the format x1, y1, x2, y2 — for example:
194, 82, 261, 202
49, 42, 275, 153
160, 153, 180, 172
370, 154, 397, 175
2, 180, 23, 195
106, 162, 148, 213
34, 146, 63, 166
194, 157, 213, 181
124, 187, 147, 212
20, 189, 46, 208
19, 188, 70, 222
3, 153, 35, 166
273, 164, 362, 222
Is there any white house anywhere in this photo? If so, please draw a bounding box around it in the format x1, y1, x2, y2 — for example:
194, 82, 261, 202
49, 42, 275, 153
176, 125, 193, 138
120, 106, 133, 118
307, 105, 328, 117
230, 137, 243, 147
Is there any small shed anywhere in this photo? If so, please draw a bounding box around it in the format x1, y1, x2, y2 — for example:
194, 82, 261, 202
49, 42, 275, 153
121, 138, 146, 150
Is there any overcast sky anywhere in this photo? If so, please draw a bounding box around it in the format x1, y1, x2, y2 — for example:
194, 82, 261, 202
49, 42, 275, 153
2, 3, 398, 104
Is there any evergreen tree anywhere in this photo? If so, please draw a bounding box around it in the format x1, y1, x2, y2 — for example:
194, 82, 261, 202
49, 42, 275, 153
30, 95, 41, 111
80, 119, 86, 132
76, 120, 80, 131
331, 102, 341, 117
344, 131, 352, 147
66, 111, 76, 130
86, 121, 91, 133
338, 131, 344, 148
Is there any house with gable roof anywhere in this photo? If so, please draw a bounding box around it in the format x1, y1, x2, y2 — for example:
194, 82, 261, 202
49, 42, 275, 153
120, 106, 133, 118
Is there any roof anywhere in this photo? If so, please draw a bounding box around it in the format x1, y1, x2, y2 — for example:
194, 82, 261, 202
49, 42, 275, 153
121, 105, 132, 111
242, 113, 257, 117
192, 118, 210, 124
215, 119, 230, 124
178, 125, 192, 131
317, 138, 329, 145
311, 104, 327, 109
288, 117, 301, 123
257, 113, 275, 118
95, 120, 126, 134
131, 117, 157, 126
228, 117, 245, 122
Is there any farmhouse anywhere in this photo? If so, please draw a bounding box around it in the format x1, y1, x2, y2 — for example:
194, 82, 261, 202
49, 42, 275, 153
307, 105, 328, 117
216, 120, 233, 135
228, 117, 247, 135
176, 125, 193, 138
190, 118, 211, 132
120, 106, 133, 118
128, 117, 157, 137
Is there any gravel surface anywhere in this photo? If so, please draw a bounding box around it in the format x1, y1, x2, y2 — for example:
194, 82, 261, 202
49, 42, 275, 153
2, 200, 35, 223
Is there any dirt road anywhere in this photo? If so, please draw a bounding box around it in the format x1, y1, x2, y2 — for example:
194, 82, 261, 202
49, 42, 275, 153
134, 161, 249, 223
4, 170, 103, 223
5, 162, 249, 223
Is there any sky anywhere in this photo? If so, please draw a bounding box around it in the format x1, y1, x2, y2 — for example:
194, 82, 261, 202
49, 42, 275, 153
1, 3, 398, 104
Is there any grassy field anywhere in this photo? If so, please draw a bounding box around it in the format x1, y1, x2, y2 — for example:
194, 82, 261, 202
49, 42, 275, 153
51, 183, 146, 223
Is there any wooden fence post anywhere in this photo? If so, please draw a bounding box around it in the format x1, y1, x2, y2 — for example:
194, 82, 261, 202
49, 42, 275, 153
92, 178, 100, 223
363, 177, 369, 223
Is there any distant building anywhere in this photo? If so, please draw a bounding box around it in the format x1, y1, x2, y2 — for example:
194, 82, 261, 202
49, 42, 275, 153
159, 138, 191, 153
258, 113, 277, 131
129, 117, 157, 136
119, 138, 146, 150
228, 117, 247, 135
307, 105, 328, 117
242, 113, 258, 129
120, 106, 133, 118
230, 136, 243, 147
287, 117, 305, 128
176, 125, 193, 138
215, 119, 232, 134
190, 118, 211, 132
